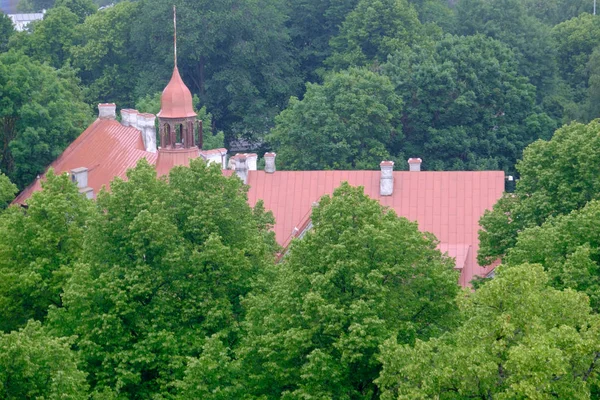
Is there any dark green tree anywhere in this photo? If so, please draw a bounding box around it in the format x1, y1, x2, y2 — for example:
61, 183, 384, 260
10, 6, 79, 69
522, 0, 590, 25
130, 0, 301, 139
454, 0, 557, 97
382, 34, 555, 173
285, 0, 359, 83
0, 51, 92, 188
229, 183, 459, 398
0, 13, 14, 53
0, 171, 94, 333
70, 1, 139, 106
479, 119, 600, 265
269, 67, 402, 170
327, 0, 430, 71
378, 264, 600, 399
0, 321, 89, 398
48, 159, 275, 397
55, 0, 96, 22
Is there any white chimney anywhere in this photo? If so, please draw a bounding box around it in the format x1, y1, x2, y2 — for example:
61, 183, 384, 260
408, 158, 422, 172
121, 109, 139, 127
235, 155, 248, 184
264, 152, 276, 173
70, 167, 94, 199
137, 113, 157, 153
245, 153, 258, 171
219, 148, 228, 169
380, 161, 394, 196
71, 167, 88, 188
98, 103, 116, 120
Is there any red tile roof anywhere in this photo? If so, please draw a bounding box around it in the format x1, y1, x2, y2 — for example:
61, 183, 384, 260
13, 119, 158, 203
245, 170, 504, 286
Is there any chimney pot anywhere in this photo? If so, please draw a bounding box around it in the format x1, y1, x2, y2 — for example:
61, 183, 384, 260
264, 152, 276, 173
380, 161, 394, 196
98, 103, 116, 120
408, 158, 422, 172
235, 154, 248, 184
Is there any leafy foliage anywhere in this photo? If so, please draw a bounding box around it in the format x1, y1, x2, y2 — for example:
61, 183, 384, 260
0, 51, 92, 188
0, 172, 17, 210
269, 67, 402, 170
232, 183, 459, 398
378, 263, 600, 399
48, 159, 275, 397
383, 34, 554, 172
0, 321, 89, 399
0, 171, 93, 333
479, 120, 600, 265
327, 0, 429, 70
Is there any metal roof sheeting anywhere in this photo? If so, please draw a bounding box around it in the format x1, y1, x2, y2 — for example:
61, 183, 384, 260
245, 170, 504, 286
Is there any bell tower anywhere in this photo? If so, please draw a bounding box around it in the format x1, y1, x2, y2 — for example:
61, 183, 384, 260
157, 6, 199, 150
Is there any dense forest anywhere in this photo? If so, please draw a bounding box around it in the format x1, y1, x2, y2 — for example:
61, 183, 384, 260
4, 0, 600, 398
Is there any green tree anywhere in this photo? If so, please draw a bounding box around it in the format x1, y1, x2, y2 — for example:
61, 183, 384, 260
454, 0, 557, 97
130, 0, 301, 139
70, 1, 139, 106
383, 34, 555, 173
48, 159, 275, 397
269, 67, 402, 170
55, 0, 96, 22
0, 172, 17, 210
378, 263, 600, 399
11, 6, 79, 69
552, 13, 600, 121
479, 119, 600, 265
0, 171, 94, 333
0, 14, 14, 53
327, 0, 429, 70
285, 0, 359, 83
231, 183, 459, 398
506, 200, 600, 312
0, 321, 89, 399
0, 51, 92, 188
522, 0, 590, 26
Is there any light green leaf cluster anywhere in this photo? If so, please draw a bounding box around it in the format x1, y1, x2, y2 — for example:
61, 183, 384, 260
378, 264, 600, 399
0, 320, 89, 399
479, 119, 600, 265
0, 170, 93, 332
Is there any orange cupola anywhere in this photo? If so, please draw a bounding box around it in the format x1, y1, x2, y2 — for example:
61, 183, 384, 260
157, 66, 197, 119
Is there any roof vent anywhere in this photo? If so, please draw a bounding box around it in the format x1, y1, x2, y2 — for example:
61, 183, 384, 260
98, 103, 116, 120
408, 158, 422, 172
380, 161, 394, 196
264, 152, 276, 174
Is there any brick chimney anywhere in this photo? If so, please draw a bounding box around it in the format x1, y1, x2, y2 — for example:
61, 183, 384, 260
408, 158, 422, 171
264, 152, 276, 173
380, 161, 394, 196
235, 154, 248, 184
98, 103, 116, 120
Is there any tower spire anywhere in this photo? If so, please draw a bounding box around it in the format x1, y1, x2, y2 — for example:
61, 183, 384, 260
173, 5, 177, 68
